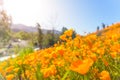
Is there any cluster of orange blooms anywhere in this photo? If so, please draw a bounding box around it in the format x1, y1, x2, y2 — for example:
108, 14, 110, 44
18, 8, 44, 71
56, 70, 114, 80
0, 23, 120, 80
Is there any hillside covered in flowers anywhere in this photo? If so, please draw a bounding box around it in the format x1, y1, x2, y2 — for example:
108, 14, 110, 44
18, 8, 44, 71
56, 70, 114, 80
0, 23, 120, 80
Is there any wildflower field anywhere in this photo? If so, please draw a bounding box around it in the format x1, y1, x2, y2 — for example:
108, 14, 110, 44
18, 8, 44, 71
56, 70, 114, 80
0, 23, 120, 80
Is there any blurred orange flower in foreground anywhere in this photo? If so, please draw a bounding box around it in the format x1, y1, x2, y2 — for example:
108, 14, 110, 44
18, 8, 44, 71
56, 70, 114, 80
5, 66, 14, 73
41, 65, 57, 78
6, 74, 14, 80
99, 71, 111, 80
70, 58, 93, 75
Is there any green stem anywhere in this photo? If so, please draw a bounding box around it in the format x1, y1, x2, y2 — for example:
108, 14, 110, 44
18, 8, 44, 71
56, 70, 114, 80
84, 75, 88, 80
0, 73, 5, 80
62, 70, 70, 80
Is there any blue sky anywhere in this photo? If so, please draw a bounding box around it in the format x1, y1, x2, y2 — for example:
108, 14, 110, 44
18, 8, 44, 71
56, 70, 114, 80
3, 0, 120, 35
55, 0, 120, 34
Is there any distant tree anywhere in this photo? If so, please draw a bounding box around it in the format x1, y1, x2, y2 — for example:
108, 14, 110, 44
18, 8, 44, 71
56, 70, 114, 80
30, 32, 38, 45
42, 29, 60, 48
14, 31, 30, 40
36, 23, 43, 49
42, 32, 49, 48
47, 30, 55, 47
97, 26, 100, 31
0, 10, 12, 47
61, 27, 68, 35
102, 23, 105, 29
41, 30, 52, 48
72, 30, 76, 39
0, 10, 12, 29
23, 32, 38, 46
50, 28, 55, 46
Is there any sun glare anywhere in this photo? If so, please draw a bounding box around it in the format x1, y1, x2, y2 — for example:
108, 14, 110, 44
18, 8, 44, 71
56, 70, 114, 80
3, 0, 57, 27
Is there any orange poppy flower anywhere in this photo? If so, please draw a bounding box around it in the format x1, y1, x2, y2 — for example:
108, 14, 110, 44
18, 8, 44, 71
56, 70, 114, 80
6, 74, 14, 80
70, 58, 93, 75
5, 66, 14, 73
99, 71, 111, 80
